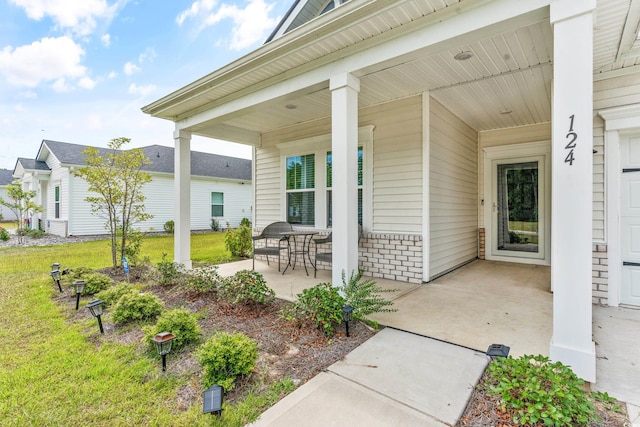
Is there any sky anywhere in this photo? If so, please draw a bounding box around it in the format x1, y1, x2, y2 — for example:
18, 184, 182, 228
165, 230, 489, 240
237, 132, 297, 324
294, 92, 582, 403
0, 0, 293, 171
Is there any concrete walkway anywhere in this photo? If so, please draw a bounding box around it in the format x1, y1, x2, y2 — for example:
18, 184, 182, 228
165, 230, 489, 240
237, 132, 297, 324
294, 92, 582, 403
249, 328, 489, 427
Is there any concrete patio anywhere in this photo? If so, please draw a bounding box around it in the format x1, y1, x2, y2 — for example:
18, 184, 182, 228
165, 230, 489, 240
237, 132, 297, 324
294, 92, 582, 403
216, 258, 640, 417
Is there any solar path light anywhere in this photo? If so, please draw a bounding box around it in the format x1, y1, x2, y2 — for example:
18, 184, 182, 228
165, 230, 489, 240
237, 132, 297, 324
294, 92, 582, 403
87, 299, 105, 334
50, 269, 63, 293
203, 384, 223, 417
72, 280, 86, 310
151, 332, 175, 372
342, 304, 354, 337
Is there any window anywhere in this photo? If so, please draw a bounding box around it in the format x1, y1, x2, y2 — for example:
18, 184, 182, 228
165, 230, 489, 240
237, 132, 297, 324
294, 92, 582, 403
277, 126, 373, 229
286, 154, 315, 225
54, 186, 60, 219
211, 192, 224, 217
326, 147, 363, 227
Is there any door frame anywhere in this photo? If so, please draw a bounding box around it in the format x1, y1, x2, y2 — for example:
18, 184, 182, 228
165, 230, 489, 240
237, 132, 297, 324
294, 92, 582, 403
483, 141, 551, 265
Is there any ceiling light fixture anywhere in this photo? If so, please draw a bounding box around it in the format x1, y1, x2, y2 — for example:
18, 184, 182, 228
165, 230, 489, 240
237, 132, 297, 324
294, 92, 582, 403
454, 51, 473, 61
500, 109, 512, 115
285, 104, 297, 109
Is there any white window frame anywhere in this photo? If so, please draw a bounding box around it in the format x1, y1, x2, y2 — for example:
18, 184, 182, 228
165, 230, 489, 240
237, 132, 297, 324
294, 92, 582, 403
277, 125, 374, 229
211, 192, 224, 218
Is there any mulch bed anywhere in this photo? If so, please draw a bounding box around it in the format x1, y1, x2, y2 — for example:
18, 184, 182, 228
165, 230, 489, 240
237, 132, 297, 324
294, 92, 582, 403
58, 265, 375, 409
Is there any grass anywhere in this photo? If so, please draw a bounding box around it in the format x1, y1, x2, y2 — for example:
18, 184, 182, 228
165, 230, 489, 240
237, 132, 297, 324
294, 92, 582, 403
0, 232, 292, 426
508, 221, 538, 233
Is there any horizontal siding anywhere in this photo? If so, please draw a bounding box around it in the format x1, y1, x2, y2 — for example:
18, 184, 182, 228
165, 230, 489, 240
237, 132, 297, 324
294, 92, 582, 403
429, 97, 478, 278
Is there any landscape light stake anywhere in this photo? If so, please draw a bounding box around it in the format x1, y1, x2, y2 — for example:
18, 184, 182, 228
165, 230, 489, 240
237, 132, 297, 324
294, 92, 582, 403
87, 299, 105, 334
203, 384, 224, 417
342, 304, 354, 337
151, 332, 175, 372
50, 269, 63, 293
72, 280, 86, 310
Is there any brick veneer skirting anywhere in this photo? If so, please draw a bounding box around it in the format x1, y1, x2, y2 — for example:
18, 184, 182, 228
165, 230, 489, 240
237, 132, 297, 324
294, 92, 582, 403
592, 243, 608, 305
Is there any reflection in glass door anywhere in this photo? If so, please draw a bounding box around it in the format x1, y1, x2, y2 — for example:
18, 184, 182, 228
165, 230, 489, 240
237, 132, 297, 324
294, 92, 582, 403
496, 161, 539, 255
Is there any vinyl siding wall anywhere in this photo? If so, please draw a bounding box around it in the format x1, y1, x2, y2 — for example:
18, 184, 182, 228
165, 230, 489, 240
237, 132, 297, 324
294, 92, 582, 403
429, 98, 478, 278
256, 96, 423, 232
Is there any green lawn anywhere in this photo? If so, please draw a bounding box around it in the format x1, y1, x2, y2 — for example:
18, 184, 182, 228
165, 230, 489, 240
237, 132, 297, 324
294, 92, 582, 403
0, 232, 289, 426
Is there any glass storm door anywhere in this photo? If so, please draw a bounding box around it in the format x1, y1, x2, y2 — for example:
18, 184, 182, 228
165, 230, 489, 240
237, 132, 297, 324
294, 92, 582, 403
492, 159, 545, 260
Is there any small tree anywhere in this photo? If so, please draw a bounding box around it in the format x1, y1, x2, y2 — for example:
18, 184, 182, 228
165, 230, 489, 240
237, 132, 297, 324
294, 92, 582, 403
0, 181, 43, 244
74, 137, 152, 267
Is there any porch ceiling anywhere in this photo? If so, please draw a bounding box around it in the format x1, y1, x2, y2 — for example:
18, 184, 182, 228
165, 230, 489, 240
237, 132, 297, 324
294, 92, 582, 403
147, 0, 639, 141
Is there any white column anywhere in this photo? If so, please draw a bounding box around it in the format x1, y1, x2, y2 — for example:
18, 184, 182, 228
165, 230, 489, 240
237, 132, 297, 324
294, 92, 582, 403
174, 129, 192, 269
422, 92, 431, 282
330, 73, 360, 287
549, 0, 596, 382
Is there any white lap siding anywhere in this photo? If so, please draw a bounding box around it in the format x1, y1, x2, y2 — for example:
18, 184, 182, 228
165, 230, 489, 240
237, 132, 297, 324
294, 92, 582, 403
429, 98, 478, 279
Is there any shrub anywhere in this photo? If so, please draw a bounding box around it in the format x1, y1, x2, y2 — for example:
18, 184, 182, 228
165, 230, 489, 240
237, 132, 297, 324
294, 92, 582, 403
185, 266, 223, 294
485, 355, 596, 426
281, 282, 344, 336
210, 218, 220, 231
143, 308, 201, 351
164, 220, 174, 234
111, 292, 163, 324
0, 227, 9, 241
240, 217, 252, 228
219, 270, 274, 305
156, 253, 183, 286
197, 332, 258, 392
225, 224, 252, 257
68, 268, 113, 295
117, 227, 145, 265
96, 282, 140, 307
339, 270, 397, 323
26, 228, 45, 238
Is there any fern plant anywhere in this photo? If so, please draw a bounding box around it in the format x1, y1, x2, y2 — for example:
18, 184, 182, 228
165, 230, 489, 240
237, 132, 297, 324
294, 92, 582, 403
338, 269, 397, 322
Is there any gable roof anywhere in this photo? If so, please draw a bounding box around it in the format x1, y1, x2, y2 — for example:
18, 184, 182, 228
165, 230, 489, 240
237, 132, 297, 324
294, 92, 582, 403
38, 140, 251, 181
15, 158, 50, 172
0, 169, 15, 186
265, 0, 348, 43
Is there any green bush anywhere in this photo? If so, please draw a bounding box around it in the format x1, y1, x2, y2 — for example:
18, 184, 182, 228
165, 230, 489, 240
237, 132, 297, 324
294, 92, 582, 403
225, 224, 252, 257
197, 331, 258, 392
116, 227, 145, 265
240, 217, 252, 228
143, 308, 201, 351
26, 228, 46, 238
281, 282, 344, 336
210, 218, 220, 231
111, 292, 164, 324
0, 227, 9, 241
163, 220, 174, 234
339, 270, 397, 323
219, 270, 274, 305
68, 268, 113, 295
486, 355, 596, 426
156, 253, 183, 286
96, 282, 140, 307
185, 265, 223, 294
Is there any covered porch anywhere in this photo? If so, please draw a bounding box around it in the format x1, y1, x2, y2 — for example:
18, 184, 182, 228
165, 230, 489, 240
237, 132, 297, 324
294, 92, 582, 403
217, 258, 640, 407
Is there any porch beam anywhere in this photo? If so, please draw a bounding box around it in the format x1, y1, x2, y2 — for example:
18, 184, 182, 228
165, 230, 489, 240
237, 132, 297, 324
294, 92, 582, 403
174, 129, 192, 269
330, 73, 360, 287
549, 0, 596, 382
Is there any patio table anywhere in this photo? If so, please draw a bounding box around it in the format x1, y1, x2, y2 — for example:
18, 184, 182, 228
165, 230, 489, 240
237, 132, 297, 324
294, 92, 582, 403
279, 231, 318, 275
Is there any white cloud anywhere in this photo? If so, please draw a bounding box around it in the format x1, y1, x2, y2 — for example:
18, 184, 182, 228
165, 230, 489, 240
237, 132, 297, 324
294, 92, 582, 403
0, 36, 87, 88
52, 78, 70, 92
9, 0, 118, 36
20, 90, 38, 99
78, 76, 96, 89
128, 83, 156, 96
108, 71, 118, 79
101, 33, 111, 47
138, 47, 156, 64
177, 0, 279, 50
15, 103, 27, 112
123, 61, 141, 75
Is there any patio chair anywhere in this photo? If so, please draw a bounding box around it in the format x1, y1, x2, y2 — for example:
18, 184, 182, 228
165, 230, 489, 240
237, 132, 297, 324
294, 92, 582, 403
313, 225, 362, 278
252, 221, 292, 271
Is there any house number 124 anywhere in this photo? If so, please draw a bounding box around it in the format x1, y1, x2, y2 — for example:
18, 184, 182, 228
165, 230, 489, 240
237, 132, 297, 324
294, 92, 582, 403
565, 114, 577, 166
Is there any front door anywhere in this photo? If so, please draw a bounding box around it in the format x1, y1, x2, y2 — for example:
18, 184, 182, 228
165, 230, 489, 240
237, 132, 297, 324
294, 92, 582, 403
621, 137, 640, 306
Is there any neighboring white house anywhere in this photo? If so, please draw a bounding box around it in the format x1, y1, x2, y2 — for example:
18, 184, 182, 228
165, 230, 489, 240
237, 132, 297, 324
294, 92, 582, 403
0, 169, 18, 221
12, 140, 252, 236
142, 0, 640, 381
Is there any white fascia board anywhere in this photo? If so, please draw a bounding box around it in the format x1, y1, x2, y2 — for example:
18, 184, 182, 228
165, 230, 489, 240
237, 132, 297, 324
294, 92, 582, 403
176, 0, 550, 131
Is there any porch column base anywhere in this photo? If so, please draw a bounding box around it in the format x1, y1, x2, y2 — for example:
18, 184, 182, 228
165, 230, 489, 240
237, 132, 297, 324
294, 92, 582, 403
549, 339, 596, 383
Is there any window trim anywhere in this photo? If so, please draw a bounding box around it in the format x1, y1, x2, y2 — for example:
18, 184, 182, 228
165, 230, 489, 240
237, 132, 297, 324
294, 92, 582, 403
211, 191, 224, 218
277, 125, 373, 229
54, 185, 60, 219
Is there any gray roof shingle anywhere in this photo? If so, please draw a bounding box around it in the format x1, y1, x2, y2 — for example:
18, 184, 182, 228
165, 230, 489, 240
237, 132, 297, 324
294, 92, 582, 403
15, 158, 50, 172
40, 140, 251, 181
0, 169, 15, 185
